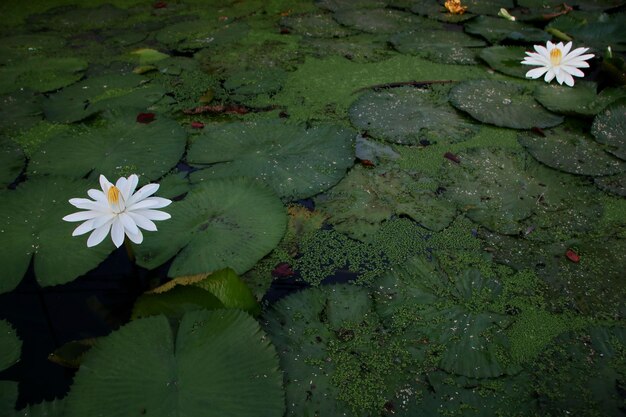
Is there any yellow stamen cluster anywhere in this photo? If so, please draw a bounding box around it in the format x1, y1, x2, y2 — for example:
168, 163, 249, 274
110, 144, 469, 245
107, 185, 121, 205
445, 0, 468, 14
550, 48, 562, 66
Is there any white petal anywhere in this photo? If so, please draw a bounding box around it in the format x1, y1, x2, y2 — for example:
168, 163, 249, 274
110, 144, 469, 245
99, 175, 112, 193
562, 66, 585, 78
120, 175, 139, 202
63, 211, 102, 222
87, 222, 112, 247
92, 213, 116, 229
561, 41, 573, 56
556, 70, 567, 85
534, 44, 549, 58
72, 220, 96, 236
522, 56, 549, 66
126, 183, 159, 206
562, 54, 594, 67
562, 72, 575, 87
526, 67, 549, 79
565, 46, 590, 59
127, 212, 157, 231
68, 198, 109, 212
127, 197, 172, 211
87, 189, 107, 204
119, 212, 140, 235
544, 70, 556, 83
132, 209, 171, 221
126, 228, 143, 244
111, 219, 125, 248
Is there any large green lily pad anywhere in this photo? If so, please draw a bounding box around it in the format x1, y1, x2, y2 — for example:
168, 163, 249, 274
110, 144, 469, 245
479, 46, 535, 79
316, 165, 456, 240
0, 138, 24, 188
450, 80, 564, 129
265, 284, 418, 417
280, 12, 355, 37
592, 100, 626, 160
0, 90, 42, 134
349, 86, 477, 145
188, 120, 354, 201
134, 177, 286, 277
43, 73, 166, 123
535, 82, 626, 117
29, 111, 186, 182
373, 256, 519, 378
333, 8, 433, 34
442, 148, 550, 234
390, 29, 485, 65
64, 310, 285, 417
0, 57, 87, 94
518, 124, 626, 176
465, 15, 550, 44
0, 177, 113, 294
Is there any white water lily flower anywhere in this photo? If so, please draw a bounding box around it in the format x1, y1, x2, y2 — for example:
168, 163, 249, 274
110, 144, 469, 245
521, 41, 594, 87
63, 174, 172, 248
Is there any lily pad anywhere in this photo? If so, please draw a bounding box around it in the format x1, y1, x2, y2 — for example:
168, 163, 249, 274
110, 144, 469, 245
27, 4, 130, 32
131, 285, 225, 320
223, 68, 287, 100
12, 399, 66, 417
479, 46, 533, 79
591, 100, 626, 160
349, 86, 477, 145
442, 148, 550, 234
193, 268, 261, 316
450, 80, 564, 129
0, 138, 24, 188
280, 12, 355, 37
0, 89, 42, 134
0, 57, 87, 94
0, 320, 21, 372
265, 284, 418, 417
594, 172, 626, 196
64, 310, 285, 417
390, 29, 485, 65
29, 111, 186, 182
316, 0, 387, 12
373, 256, 518, 378
0, 34, 66, 65
535, 82, 626, 117
315, 165, 456, 240
156, 19, 248, 52
518, 124, 626, 176
0, 177, 113, 294
547, 12, 626, 51
188, 120, 354, 201
333, 8, 433, 34
134, 177, 286, 277
43, 73, 166, 123
465, 15, 550, 44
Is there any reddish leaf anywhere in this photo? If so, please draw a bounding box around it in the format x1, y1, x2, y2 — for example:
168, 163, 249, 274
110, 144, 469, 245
444, 152, 461, 164
136, 112, 156, 124
565, 249, 580, 263
272, 263, 294, 278
359, 159, 376, 167
153, 1, 167, 9
191, 121, 205, 129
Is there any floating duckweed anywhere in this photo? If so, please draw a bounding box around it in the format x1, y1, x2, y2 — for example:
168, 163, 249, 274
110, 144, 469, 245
12, 121, 71, 157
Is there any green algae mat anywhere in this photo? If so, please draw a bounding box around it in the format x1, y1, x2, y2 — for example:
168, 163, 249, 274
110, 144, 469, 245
0, 0, 625, 416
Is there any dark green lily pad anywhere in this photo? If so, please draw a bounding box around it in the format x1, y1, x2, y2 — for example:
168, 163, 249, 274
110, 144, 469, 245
29, 111, 186, 182
194, 268, 261, 316
265, 284, 418, 417
390, 29, 485, 65
479, 46, 533, 79
349, 86, 477, 145
0, 89, 42, 134
301, 33, 394, 62
0, 138, 24, 188
592, 100, 626, 160
533, 326, 626, 417
535, 82, 626, 117
223, 68, 287, 99
188, 120, 354, 201
465, 15, 550, 44
333, 8, 433, 34
442, 148, 550, 234
519, 0, 625, 11
594, 172, 626, 196
43, 73, 166, 123
0, 57, 87, 94
0, 320, 21, 372
156, 19, 248, 52
450, 80, 564, 129
518, 124, 626, 176
0, 177, 113, 295
12, 399, 66, 417
64, 310, 285, 417
280, 12, 355, 37
316, 0, 386, 12
0, 34, 66, 65
547, 12, 626, 51
374, 256, 519, 378
134, 177, 286, 277
27, 4, 130, 32
316, 165, 456, 240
